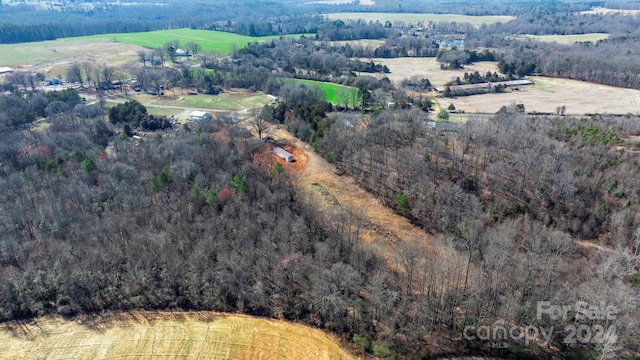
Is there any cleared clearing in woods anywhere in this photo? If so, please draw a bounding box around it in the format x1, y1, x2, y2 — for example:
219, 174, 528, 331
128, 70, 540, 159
0, 312, 355, 360
578, 8, 640, 15
266, 126, 438, 255
365, 57, 499, 86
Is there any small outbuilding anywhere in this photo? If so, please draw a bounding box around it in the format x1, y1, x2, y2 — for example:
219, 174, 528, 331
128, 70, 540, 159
435, 79, 533, 93
428, 121, 458, 134
188, 111, 212, 121
0, 67, 14, 75
266, 94, 279, 104
175, 49, 189, 57
273, 147, 294, 162
45, 77, 61, 85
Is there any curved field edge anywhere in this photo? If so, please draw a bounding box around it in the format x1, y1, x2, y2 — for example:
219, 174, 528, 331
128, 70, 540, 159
0, 311, 356, 360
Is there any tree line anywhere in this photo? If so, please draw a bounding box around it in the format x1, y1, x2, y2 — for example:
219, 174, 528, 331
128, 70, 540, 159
1, 0, 596, 45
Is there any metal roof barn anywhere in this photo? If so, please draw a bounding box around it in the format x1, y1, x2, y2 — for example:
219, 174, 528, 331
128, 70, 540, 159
273, 147, 294, 162
435, 79, 533, 92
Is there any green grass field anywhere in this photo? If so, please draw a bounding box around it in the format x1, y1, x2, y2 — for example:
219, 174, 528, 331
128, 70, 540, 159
514, 33, 609, 44
135, 90, 270, 111
0, 29, 310, 66
287, 79, 358, 105
144, 107, 184, 117
83, 29, 309, 54
325, 12, 514, 26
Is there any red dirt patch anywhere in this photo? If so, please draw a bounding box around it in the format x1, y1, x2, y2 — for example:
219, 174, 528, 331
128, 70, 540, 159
252, 141, 309, 174
277, 143, 308, 172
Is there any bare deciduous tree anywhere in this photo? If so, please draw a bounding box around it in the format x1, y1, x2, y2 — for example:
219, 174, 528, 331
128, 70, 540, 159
250, 107, 270, 140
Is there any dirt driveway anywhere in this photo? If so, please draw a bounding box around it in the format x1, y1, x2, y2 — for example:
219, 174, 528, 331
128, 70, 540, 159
266, 126, 434, 256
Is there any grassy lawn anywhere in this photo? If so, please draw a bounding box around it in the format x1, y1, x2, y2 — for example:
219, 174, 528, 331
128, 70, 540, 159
286, 78, 358, 105
145, 107, 183, 117
130, 80, 356, 109
139, 91, 270, 111
446, 113, 487, 123
513, 33, 609, 44
83, 29, 310, 55
325, 13, 514, 26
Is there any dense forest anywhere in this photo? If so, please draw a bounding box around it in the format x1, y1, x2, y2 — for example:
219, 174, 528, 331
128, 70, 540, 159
0, 89, 638, 359
311, 107, 640, 359
0, 94, 406, 356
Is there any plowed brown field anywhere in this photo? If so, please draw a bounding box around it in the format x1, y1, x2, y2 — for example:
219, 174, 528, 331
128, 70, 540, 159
0, 312, 356, 360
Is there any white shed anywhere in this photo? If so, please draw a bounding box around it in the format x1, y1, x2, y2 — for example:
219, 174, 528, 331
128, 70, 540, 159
273, 147, 294, 162
175, 49, 189, 56
188, 111, 212, 121
266, 94, 279, 104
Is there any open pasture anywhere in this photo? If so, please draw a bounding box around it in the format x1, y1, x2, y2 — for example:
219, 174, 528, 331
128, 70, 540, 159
0, 37, 143, 69
141, 89, 271, 111
513, 33, 609, 44
578, 8, 640, 15
83, 29, 307, 55
286, 78, 358, 105
0, 312, 355, 360
324, 12, 514, 26
319, 39, 386, 48
366, 57, 499, 86
0, 29, 307, 71
442, 76, 640, 115
366, 57, 640, 115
